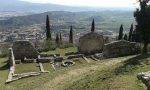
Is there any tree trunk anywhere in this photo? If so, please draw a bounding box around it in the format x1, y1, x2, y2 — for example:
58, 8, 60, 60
143, 41, 148, 54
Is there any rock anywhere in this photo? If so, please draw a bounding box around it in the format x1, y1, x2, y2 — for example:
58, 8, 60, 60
67, 54, 84, 59
54, 56, 63, 62
78, 32, 104, 55
62, 60, 75, 67
15, 60, 21, 64
37, 55, 51, 63
12, 40, 39, 60
8, 48, 15, 66
94, 53, 104, 60
24, 57, 34, 63
103, 40, 141, 58
137, 71, 150, 90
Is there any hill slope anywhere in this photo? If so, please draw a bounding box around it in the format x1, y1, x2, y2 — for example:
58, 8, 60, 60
0, 47, 149, 90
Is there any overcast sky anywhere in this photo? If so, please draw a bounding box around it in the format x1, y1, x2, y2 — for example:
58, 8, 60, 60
20, 0, 138, 8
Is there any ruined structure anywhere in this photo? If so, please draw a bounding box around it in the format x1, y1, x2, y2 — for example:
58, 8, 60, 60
103, 40, 141, 58
137, 72, 150, 90
78, 32, 104, 54
12, 40, 39, 60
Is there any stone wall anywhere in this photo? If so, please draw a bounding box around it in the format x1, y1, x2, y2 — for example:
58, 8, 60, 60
12, 40, 39, 60
78, 32, 104, 54
103, 40, 141, 58
9, 48, 15, 66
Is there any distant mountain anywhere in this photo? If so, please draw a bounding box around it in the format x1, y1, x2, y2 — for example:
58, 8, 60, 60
0, 0, 134, 12
0, 11, 134, 32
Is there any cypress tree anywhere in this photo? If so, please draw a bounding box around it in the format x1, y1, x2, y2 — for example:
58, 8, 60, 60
46, 15, 51, 40
124, 34, 128, 40
128, 24, 133, 41
69, 26, 73, 43
56, 33, 59, 44
91, 19, 95, 32
134, 0, 150, 53
118, 24, 124, 40
60, 33, 62, 41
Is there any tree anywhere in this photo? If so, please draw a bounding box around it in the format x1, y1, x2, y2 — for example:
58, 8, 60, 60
69, 26, 73, 43
118, 24, 124, 40
60, 33, 62, 42
124, 34, 128, 40
128, 24, 133, 41
91, 19, 95, 32
55, 33, 59, 45
46, 15, 51, 40
134, 0, 150, 53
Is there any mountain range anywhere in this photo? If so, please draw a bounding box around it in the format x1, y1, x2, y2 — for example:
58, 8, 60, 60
0, 0, 134, 12
0, 11, 134, 32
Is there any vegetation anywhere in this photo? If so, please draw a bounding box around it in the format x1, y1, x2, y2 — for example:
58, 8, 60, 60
134, 0, 150, 53
128, 24, 133, 41
118, 24, 124, 40
55, 33, 59, 46
0, 47, 150, 90
91, 19, 95, 32
124, 34, 128, 40
59, 33, 62, 43
69, 26, 73, 44
46, 15, 51, 40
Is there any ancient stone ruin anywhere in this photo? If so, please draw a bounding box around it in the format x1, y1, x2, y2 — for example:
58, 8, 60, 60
78, 32, 104, 54
12, 40, 39, 61
137, 71, 150, 90
103, 40, 141, 58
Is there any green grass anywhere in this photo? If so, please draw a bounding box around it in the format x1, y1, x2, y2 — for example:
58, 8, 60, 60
62, 54, 150, 90
15, 63, 39, 74
42, 46, 77, 56
0, 47, 149, 90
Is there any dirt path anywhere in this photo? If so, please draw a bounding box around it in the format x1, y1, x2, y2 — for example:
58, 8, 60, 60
35, 58, 128, 90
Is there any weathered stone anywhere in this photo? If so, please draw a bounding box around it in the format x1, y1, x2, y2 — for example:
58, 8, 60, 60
8, 48, 15, 66
15, 60, 21, 64
62, 60, 75, 67
137, 71, 150, 90
103, 40, 141, 58
12, 40, 39, 60
54, 56, 63, 62
94, 53, 104, 60
24, 58, 34, 63
67, 54, 84, 59
37, 56, 51, 63
6, 48, 15, 84
78, 32, 104, 54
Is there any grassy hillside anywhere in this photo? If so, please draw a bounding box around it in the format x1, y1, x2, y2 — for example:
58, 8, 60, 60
0, 47, 149, 90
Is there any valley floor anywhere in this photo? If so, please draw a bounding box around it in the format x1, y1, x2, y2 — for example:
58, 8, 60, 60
0, 47, 149, 90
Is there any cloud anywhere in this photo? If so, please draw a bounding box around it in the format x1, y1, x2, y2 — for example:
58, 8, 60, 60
20, 0, 137, 7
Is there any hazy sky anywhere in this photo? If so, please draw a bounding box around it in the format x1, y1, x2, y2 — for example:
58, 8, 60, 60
20, 0, 137, 7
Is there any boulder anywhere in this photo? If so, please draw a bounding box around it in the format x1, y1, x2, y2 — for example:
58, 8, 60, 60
12, 40, 39, 60
78, 32, 104, 54
137, 71, 150, 90
103, 40, 141, 58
